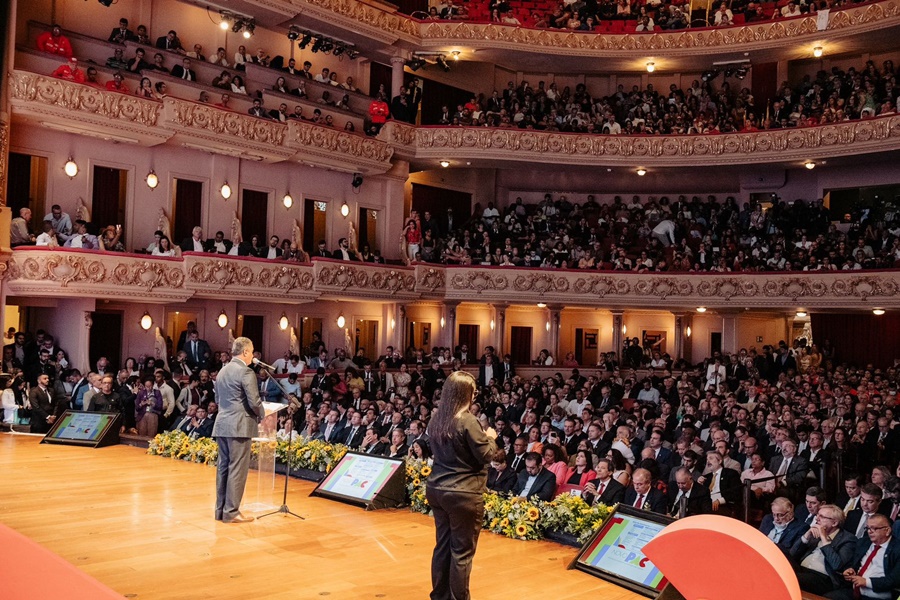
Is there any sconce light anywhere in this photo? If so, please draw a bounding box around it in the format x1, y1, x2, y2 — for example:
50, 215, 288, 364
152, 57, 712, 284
440, 317, 446, 328
873, 308, 886, 316
139, 312, 153, 331
220, 182, 232, 199
439, 160, 450, 168
146, 170, 159, 190
636, 168, 647, 177
490, 319, 495, 331
451, 50, 460, 60
696, 306, 707, 313
813, 46, 823, 58
646, 61, 655, 73
217, 309, 229, 329
279, 313, 289, 331
390, 318, 396, 331
545, 321, 551, 332
622, 324, 627, 335
283, 193, 293, 208
795, 311, 808, 318
340, 201, 350, 217
64, 157, 79, 178
686, 326, 692, 338
337, 313, 346, 328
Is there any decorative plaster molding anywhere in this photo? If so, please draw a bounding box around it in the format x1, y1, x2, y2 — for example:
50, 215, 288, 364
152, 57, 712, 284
316, 263, 417, 296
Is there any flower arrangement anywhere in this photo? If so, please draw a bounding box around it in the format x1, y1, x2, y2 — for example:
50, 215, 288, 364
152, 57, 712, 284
538, 493, 614, 543
148, 431, 219, 464
277, 439, 348, 473
482, 493, 543, 540
406, 457, 433, 514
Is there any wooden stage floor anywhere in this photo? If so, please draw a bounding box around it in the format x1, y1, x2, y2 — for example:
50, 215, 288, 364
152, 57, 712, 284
0, 434, 644, 600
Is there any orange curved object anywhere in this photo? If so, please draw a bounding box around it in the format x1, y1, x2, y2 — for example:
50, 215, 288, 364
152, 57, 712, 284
641, 515, 801, 600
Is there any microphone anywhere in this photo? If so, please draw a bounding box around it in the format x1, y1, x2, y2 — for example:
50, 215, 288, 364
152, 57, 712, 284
252, 358, 278, 372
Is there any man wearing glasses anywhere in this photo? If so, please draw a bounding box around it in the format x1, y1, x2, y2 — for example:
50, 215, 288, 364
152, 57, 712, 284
759, 497, 807, 555
789, 504, 856, 595
826, 514, 900, 599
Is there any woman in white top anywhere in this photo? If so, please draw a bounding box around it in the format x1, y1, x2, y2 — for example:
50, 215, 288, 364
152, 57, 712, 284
1, 377, 17, 424
231, 75, 247, 95
151, 235, 177, 257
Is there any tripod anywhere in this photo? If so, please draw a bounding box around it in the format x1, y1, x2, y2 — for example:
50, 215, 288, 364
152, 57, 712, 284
256, 366, 304, 520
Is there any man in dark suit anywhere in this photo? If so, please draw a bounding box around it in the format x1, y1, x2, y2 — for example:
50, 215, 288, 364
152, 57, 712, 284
478, 355, 499, 389
825, 514, 900, 599
183, 331, 211, 372
332, 237, 357, 261
668, 466, 713, 518
487, 450, 518, 494
759, 497, 809, 555
623, 468, 668, 514
498, 354, 515, 384
26, 348, 57, 387
512, 453, 556, 502
170, 58, 196, 81
583, 458, 626, 507
28, 373, 59, 434
212, 337, 263, 523
646, 429, 673, 467
187, 406, 214, 439
699, 451, 741, 512
108, 18, 136, 44
561, 417, 587, 458
382, 428, 409, 459
507, 436, 528, 474
204, 231, 233, 254
789, 503, 858, 595
769, 439, 810, 498
845, 484, 893, 538
342, 412, 366, 449
795, 486, 828, 527
155, 30, 183, 52
835, 474, 864, 515
318, 409, 346, 444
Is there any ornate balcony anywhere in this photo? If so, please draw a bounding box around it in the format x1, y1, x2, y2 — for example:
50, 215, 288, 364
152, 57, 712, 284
6, 248, 900, 311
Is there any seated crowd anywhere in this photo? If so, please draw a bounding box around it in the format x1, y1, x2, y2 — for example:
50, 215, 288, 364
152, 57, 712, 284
432, 56, 898, 132
6, 320, 900, 596
37, 20, 363, 131
399, 193, 900, 272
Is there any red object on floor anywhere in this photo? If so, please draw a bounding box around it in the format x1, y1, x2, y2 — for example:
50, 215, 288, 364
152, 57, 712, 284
0, 523, 123, 599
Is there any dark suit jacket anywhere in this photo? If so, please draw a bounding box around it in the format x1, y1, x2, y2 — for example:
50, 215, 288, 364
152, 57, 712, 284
498, 361, 515, 383
507, 452, 527, 474
845, 535, 900, 594
759, 514, 809, 554
667, 484, 713, 518
188, 417, 214, 439
28, 385, 57, 434
623, 487, 668, 514
108, 28, 136, 43
487, 467, 518, 494
170, 65, 196, 81
583, 477, 626, 507
184, 339, 211, 370
319, 422, 346, 444
155, 36, 183, 52
384, 443, 408, 459
789, 529, 857, 587
331, 248, 357, 261
707, 467, 742, 505
478, 364, 500, 388
513, 468, 557, 502
844, 505, 894, 537
204, 238, 233, 254
768, 454, 810, 489
343, 425, 366, 449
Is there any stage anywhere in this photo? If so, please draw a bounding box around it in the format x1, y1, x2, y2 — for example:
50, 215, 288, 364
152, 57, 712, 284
0, 434, 643, 600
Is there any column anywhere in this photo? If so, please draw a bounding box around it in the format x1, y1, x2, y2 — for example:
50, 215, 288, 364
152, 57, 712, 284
548, 305, 562, 363
672, 312, 686, 361
611, 310, 624, 363
397, 304, 408, 351
721, 309, 739, 355
681, 313, 694, 364
444, 301, 459, 351
492, 304, 507, 355
390, 56, 406, 98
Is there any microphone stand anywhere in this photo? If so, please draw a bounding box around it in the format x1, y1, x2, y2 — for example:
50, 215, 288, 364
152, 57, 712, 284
257, 366, 304, 520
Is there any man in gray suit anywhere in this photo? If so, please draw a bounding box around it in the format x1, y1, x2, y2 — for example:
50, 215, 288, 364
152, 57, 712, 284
213, 337, 263, 523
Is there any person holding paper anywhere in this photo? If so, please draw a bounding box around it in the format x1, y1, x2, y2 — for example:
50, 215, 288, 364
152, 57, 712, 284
426, 372, 497, 600
212, 337, 263, 524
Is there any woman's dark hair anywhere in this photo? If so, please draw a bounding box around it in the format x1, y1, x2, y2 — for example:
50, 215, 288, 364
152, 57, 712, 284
429, 371, 477, 444
575, 449, 594, 471
608, 448, 628, 471
413, 439, 432, 459
542, 443, 562, 464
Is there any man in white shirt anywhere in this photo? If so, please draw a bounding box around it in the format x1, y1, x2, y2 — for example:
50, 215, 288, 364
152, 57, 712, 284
180, 226, 205, 253
265, 235, 282, 260
651, 219, 677, 246
791, 504, 857, 595
153, 369, 177, 428
314, 68, 331, 84
636, 379, 660, 405
208, 47, 229, 67
837, 514, 898, 599
713, 3, 734, 25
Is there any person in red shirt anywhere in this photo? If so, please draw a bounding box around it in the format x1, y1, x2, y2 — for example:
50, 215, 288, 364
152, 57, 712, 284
367, 92, 390, 135
105, 72, 129, 94
36, 25, 73, 59
50, 57, 85, 84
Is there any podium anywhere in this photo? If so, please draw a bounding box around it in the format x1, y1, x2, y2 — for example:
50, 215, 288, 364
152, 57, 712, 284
243, 402, 287, 514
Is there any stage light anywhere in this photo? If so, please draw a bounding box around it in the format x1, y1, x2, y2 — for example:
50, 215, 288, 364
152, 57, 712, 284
283, 193, 293, 208
217, 310, 229, 329
537, 303, 546, 308
796, 311, 808, 318
146, 170, 159, 190
337, 313, 346, 328
451, 50, 460, 60
436, 55, 450, 72
243, 27, 253, 39
299, 34, 312, 49
347, 49, 360, 60
701, 69, 719, 82
220, 18, 230, 30
140, 312, 153, 331
221, 182, 232, 199
696, 306, 707, 313
646, 61, 655, 73
873, 308, 886, 316
340, 202, 350, 217
805, 161, 816, 170
440, 160, 450, 168
311, 38, 323, 53
232, 20, 243, 33
287, 26, 301, 41
813, 46, 823, 58
636, 168, 647, 176
333, 45, 345, 58
352, 173, 363, 189
64, 157, 78, 178
320, 39, 334, 53
279, 313, 289, 331
440, 317, 445, 328
407, 57, 426, 71
735, 67, 748, 80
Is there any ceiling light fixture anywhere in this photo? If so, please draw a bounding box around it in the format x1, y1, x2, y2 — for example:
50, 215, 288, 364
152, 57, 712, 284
646, 61, 655, 72
805, 161, 816, 170
873, 308, 886, 316
64, 157, 78, 178
537, 303, 547, 308
795, 311, 808, 318
696, 306, 707, 313
440, 160, 450, 168
451, 50, 460, 60
636, 168, 647, 176
813, 46, 823, 58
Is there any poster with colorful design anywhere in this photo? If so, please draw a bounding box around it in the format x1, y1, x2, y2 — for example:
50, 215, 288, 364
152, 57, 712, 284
317, 453, 402, 502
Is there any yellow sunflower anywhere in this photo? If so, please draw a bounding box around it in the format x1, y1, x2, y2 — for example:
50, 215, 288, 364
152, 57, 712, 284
421, 465, 432, 476
500, 518, 510, 528
515, 523, 527, 537
413, 478, 421, 486
527, 507, 540, 521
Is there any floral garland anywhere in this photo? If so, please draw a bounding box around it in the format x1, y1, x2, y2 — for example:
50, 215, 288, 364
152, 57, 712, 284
406, 458, 433, 514
537, 493, 614, 543
148, 431, 347, 473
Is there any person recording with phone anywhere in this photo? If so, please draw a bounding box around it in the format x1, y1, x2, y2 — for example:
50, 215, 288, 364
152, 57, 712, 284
426, 372, 497, 600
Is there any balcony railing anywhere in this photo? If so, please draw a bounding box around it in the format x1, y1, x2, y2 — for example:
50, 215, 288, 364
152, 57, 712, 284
6, 248, 900, 310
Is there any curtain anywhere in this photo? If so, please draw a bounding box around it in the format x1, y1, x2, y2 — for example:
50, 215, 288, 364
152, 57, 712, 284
173, 179, 203, 245
810, 313, 900, 368
91, 166, 122, 232
510, 326, 533, 365
241, 189, 269, 245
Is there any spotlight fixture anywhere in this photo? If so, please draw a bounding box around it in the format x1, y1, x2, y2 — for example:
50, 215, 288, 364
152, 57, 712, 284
287, 26, 301, 41
98, 0, 113, 6
231, 20, 243, 33
299, 33, 313, 49
220, 18, 230, 30
242, 24, 254, 39
701, 69, 720, 82
805, 161, 816, 170
436, 54, 450, 72
340, 201, 350, 217
724, 67, 735, 78
139, 312, 153, 331
873, 308, 886, 316
636, 168, 647, 176
451, 50, 460, 60
283, 193, 294, 208
796, 311, 808, 318
279, 313, 289, 331
333, 45, 345, 58
734, 66, 749, 80
217, 310, 229, 329
221, 182, 232, 199
64, 157, 78, 178
351, 173, 363, 189
337, 313, 346, 328
146, 170, 159, 190
320, 39, 334, 53
347, 49, 360, 60
407, 57, 427, 71
646, 61, 655, 73
311, 38, 323, 53
439, 160, 450, 168
696, 306, 707, 313
813, 46, 823, 58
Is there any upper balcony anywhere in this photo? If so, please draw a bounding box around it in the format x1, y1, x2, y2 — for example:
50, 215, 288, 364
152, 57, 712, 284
6, 247, 900, 311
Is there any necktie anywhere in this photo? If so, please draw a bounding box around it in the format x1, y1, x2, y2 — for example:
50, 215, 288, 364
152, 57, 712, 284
634, 493, 644, 508
709, 472, 717, 492
193, 341, 198, 361
597, 482, 606, 497
845, 497, 857, 515
856, 513, 870, 538
855, 544, 882, 599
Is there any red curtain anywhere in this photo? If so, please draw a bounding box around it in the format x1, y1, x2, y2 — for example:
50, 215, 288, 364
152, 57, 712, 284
510, 326, 533, 365
91, 166, 123, 232
173, 179, 202, 245
809, 313, 900, 368
241, 189, 270, 244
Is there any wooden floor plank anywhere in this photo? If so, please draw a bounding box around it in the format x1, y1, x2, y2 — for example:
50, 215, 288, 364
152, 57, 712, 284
0, 435, 644, 600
